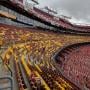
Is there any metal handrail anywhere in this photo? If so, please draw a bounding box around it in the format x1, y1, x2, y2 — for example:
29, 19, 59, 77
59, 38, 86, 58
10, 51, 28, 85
0, 76, 13, 90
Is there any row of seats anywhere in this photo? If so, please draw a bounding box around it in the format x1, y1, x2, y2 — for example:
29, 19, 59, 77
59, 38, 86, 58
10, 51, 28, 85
14, 60, 27, 90
40, 66, 73, 90
20, 54, 47, 90
11, 40, 75, 90
0, 24, 89, 90
56, 45, 90, 89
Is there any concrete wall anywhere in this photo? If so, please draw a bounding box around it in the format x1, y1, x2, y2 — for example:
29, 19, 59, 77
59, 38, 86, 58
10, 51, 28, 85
0, 5, 55, 29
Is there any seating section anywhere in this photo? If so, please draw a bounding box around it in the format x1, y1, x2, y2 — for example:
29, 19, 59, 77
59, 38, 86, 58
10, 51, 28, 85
1, 0, 90, 33
0, 24, 90, 90
32, 7, 73, 29
56, 44, 90, 89
29, 6, 90, 32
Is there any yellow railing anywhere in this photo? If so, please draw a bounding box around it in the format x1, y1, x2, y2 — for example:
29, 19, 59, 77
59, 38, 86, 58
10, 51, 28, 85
34, 71, 50, 90
21, 55, 31, 76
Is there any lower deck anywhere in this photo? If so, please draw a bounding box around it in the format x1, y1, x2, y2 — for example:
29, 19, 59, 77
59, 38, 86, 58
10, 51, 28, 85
0, 24, 90, 90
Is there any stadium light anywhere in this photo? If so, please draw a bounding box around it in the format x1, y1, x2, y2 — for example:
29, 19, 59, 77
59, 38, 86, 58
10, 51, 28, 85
31, 0, 39, 5
61, 15, 72, 19
44, 6, 57, 14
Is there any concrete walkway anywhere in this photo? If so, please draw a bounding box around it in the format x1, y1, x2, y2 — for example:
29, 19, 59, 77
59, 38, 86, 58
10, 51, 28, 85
0, 49, 12, 90
0, 61, 12, 90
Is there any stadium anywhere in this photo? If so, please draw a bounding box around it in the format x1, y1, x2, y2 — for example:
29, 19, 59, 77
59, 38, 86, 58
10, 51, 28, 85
0, 0, 90, 90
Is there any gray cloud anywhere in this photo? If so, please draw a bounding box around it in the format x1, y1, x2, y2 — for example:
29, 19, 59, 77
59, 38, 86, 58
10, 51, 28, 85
28, 0, 90, 24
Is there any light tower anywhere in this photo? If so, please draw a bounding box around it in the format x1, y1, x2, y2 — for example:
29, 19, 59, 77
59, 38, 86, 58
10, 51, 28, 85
44, 6, 57, 14
31, 0, 39, 5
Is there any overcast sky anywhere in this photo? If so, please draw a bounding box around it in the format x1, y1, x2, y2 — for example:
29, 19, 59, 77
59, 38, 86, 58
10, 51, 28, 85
28, 0, 90, 25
